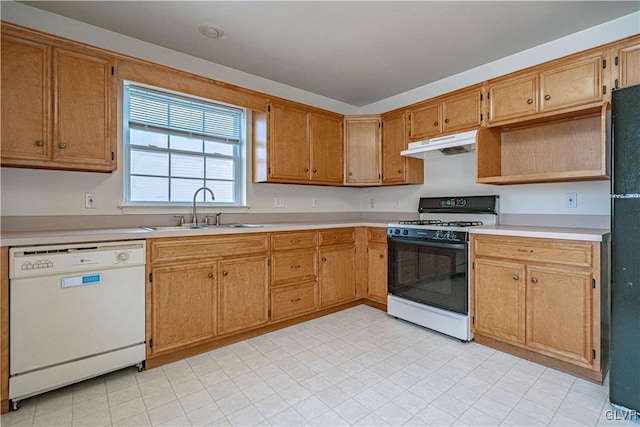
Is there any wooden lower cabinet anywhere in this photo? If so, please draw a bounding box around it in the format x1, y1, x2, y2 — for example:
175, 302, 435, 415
319, 245, 356, 308
149, 262, 217, 357
270, 281, 318, 322
471, 234, 605, 380
218, 256, 269, 335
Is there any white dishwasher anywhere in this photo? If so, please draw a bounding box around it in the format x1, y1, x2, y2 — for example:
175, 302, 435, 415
9, 240, 146, 409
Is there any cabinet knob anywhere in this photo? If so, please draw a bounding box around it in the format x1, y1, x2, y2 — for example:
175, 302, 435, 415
512, 275, 519, 281
348, 172, 353, 176
304, 167, 309, 173
544, 94, 551, 101
312, 169, 317, 173
527, 98, 533, 104
322, 257, 327, 262
208, 272, 214, 278
222, 271, 228, 276
58, 142, 67, 149
35, 140, 44, 147
433, 121, 438, 126
531, 277, 538, 284
380, 254, 384, 259
397, 169, 402, 174
444, 118, 449, 124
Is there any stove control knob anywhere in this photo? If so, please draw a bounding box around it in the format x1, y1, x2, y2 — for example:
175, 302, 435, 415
394, 228, 401, 235
402, 229, 409, 236
445, 231, 457, 241
434, 230, 444, 240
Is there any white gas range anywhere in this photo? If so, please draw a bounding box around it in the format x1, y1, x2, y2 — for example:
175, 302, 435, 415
386, 195, 499, 341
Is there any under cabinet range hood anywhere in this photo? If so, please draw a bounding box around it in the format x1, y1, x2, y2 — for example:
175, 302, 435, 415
401, 129, 477, 158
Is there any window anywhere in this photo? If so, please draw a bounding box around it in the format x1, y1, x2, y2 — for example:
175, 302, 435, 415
123, 83, 244, 205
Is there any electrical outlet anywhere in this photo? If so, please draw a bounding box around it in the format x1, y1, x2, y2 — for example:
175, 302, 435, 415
312, 197, 319, 208
85, 193, 96, 209
274, 197, 284, 208
395, 199, 401, 209
369, 198, 375, 208
565, 192, 577, 208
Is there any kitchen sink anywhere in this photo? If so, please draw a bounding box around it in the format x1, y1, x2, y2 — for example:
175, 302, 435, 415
141, 224, 264, 231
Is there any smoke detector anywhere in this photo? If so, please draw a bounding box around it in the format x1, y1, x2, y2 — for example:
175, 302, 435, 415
199, 24, 224, 39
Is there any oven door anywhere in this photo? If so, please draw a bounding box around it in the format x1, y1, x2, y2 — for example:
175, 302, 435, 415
387, 237, 468, 314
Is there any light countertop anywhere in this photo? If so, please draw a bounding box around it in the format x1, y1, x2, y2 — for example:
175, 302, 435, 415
469, 225, 610, 242
1, 221, 391, 247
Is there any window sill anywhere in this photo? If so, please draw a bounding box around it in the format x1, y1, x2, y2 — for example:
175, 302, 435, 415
118, 203, 251, 215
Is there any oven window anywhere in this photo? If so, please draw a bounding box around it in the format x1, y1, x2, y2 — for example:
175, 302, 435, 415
388, 240, 468, 314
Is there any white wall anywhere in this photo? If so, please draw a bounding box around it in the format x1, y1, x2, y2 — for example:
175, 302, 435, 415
1, 3, 637, 218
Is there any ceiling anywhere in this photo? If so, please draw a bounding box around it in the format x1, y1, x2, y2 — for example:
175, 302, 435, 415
20, 1, 640, 107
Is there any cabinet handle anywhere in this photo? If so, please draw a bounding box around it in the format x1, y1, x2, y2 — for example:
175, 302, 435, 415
290, 297, 301, 303
58, 142, 67, 149
322, 257, 327, 262
527, 98, 533, 104
531, 277, 538, 284
208, 272, 214, 278
433, 121, 438, 126
304, 168, 309, 173
348, 172, 353, 176
290, 239, 300, 244
517, 248, 533, 253
397, 169, 402, 174
222, 271, 228, 276
513, 275, 519, 281
312, 169, 317, 173
291, 264, 301, 269
544, 94, 551, 101
444, 118, 449, 124
35, 140, 44, 147
380, 254, 385, 259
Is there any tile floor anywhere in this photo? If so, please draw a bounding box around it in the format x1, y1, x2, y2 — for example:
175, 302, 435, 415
2, 305, 638, 427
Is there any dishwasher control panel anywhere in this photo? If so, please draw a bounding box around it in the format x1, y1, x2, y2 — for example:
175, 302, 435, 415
9, 240, 146, 278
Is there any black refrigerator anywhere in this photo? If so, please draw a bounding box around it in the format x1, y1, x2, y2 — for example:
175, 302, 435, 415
610, 84, 640, 412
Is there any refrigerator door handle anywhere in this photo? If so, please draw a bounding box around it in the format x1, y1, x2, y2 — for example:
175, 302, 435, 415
611, 194, 640, 199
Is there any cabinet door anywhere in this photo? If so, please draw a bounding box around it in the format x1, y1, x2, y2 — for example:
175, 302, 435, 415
540, 56, 602, 112
268, 103, 310, 181
488, 75, 538, 123
367, 243, 388, 304
319, 245, 356, 307
344, 117, 381, 185
218, 256, 269, 335
408, 103, 441, 141
53, 48, 114, 168
1, 34, 50, 162
473, 258, 526, 344
526, 265, 593, 367
442, 89, 482, 133
150, 263, 216, 356
618, 43, 640, 88
382, 111, 407, 184
310, 113, 343, 184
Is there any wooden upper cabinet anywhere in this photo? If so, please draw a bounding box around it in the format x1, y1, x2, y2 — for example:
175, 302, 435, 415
408, 87, 481, 142
408, 103, 441, 141
0, 26, 116, 172
268, 103, 310, 181
488, 74, 538, 123
539, 55, 602, 112
488, 54, 603, 126
344, 115, 381, 186
616, 40, 640, 88
309, 113, 343, 184
1, 34, 50, 163
381, 111, 423, 185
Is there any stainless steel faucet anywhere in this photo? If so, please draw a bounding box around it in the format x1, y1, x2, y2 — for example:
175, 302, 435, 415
191, 187, 215, 225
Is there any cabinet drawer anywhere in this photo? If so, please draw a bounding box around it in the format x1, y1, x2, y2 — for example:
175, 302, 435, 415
271, 231, 317, 251
271, 282, 318, 322
319, 228, 355, 246
473, 236, 592, 268
150, 234, 269, 264
271, 249, 317, 286
368, 228, 387, 243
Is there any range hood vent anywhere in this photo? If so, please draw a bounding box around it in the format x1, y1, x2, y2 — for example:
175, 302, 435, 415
401, 129, 477, 158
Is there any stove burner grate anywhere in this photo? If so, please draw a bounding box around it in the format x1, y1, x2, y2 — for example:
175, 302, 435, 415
397, 220, 483, 227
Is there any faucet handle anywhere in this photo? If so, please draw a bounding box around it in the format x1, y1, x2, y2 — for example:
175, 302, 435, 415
215, 212, 222, 226
173, 215, 185, 225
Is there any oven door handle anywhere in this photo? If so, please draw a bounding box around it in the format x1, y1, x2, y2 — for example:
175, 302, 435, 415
387, 238, 466, 250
